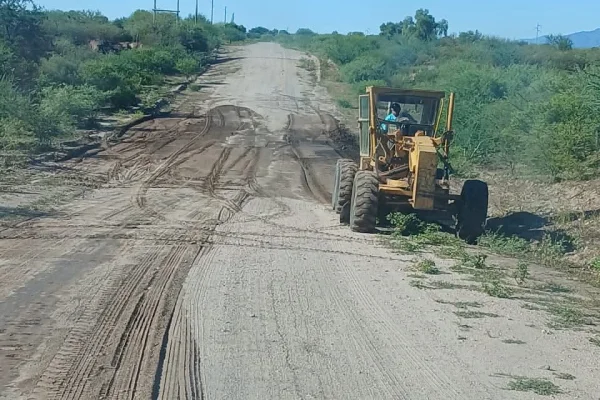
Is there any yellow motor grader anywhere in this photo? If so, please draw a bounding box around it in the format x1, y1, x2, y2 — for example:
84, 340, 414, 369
331, 86, 488, 243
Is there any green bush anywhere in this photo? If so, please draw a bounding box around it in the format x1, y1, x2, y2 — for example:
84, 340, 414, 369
39, 54, 83, 85
38, 84, 105, 133
340, 57, 387, 83
0, 2, 230, 157
175, 56, 200, 78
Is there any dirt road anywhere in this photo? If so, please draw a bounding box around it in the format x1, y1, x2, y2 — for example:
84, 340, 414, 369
1, 42, 598, 399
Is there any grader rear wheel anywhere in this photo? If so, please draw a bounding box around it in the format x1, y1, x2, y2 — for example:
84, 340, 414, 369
349, 171, 380, 233
456, 179, 489, 244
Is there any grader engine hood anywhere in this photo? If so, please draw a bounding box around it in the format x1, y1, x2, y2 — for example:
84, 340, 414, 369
408, 137, 438, 210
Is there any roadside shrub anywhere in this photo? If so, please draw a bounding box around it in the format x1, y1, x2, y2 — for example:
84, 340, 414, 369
38, 84, 105, 133
39, 54, 83, 85
340, 56, 386, 83
176, 56, 201, 79
0, 117, 36, 150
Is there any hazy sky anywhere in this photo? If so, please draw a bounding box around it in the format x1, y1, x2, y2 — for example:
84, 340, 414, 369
37, 0, 600, 39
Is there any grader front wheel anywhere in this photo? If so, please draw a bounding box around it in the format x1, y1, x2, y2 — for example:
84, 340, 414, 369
332, 158, 357, 213
349, 171, 379, 233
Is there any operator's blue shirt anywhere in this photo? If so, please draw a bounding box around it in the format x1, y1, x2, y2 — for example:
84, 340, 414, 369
381, 113, 396, 132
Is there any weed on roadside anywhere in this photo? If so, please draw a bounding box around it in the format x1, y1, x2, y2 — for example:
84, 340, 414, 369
298, 57, 317, 71
553, 372, 576, 380
513, 261, 530, 285
547, 305, 588, 329
435, 300, 483, 309
414, 259, 440, 275
506, 377, 561, 396
535, 282, 571, 293
479, 231, 572, 269
482, 279, 514, 298
428, 280, 477, 290
502, 339, 526, 344
409, 279, 476, 291
454, 310, 499, 319
336, 99, 353, 109
409, 280, 428, 289
590, 336, 600, 346
458, 253, 488, 270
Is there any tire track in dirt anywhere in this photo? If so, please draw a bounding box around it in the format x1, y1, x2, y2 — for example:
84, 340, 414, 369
152, 125, 271, 399
105, 112, 203, 183
155, 246, 219, 400
284, 113, 333, 205
27, 106, 222, 399
91, 105, 267, 400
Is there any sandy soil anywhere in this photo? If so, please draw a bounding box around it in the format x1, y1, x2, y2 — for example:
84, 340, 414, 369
0, 42, 599, 400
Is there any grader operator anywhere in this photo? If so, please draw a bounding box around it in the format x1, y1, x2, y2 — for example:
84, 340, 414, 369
331, 86, 489, 244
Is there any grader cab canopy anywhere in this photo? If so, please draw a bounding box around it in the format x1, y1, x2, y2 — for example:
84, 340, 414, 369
357, 87, 452, 161
332, 86, 489, 244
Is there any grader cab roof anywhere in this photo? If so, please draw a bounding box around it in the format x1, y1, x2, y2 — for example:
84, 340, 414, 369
366, 86, 446, 101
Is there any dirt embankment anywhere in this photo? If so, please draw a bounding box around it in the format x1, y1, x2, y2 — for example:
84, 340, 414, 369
0, 42, 598, 400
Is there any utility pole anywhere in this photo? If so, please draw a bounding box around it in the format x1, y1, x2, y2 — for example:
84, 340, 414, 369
152, 0, 180, 25
535, 23, 542, 44
195, 0, 198, 24
224, 6, 227, 24
211, 0, 214, 23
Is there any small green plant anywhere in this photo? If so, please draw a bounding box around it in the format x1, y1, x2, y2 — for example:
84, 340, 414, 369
482, 279, 513, 298
536, 282, 571, 293
507, 377, 561, 395
388, 212, 438, 236
513, 261, 530, 285
589, 336, 600, 347
553, 372, 575, 380
336, 99, 352, 108
454, 310, 499, 318
548, 306, 586, 329
436, 300, 482, 309
298, 57, 317, 71
415, 259, 440, 275
590, 257, 600, 271
458, 253, 488, 270
409, 279, 427, 289
189, 83, 202, 91
502, 339, 526, 344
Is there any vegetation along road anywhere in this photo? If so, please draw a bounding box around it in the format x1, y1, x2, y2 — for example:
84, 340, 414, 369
1, 3, 600, 400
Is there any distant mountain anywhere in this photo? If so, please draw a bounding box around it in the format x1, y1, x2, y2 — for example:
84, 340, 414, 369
522, 28, 600, 48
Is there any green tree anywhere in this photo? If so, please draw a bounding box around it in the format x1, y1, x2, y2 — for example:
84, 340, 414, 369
547, 34, 573, 51
0, 0, 51, 61
379, 22, 402, 38
249, 26, 270, 35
